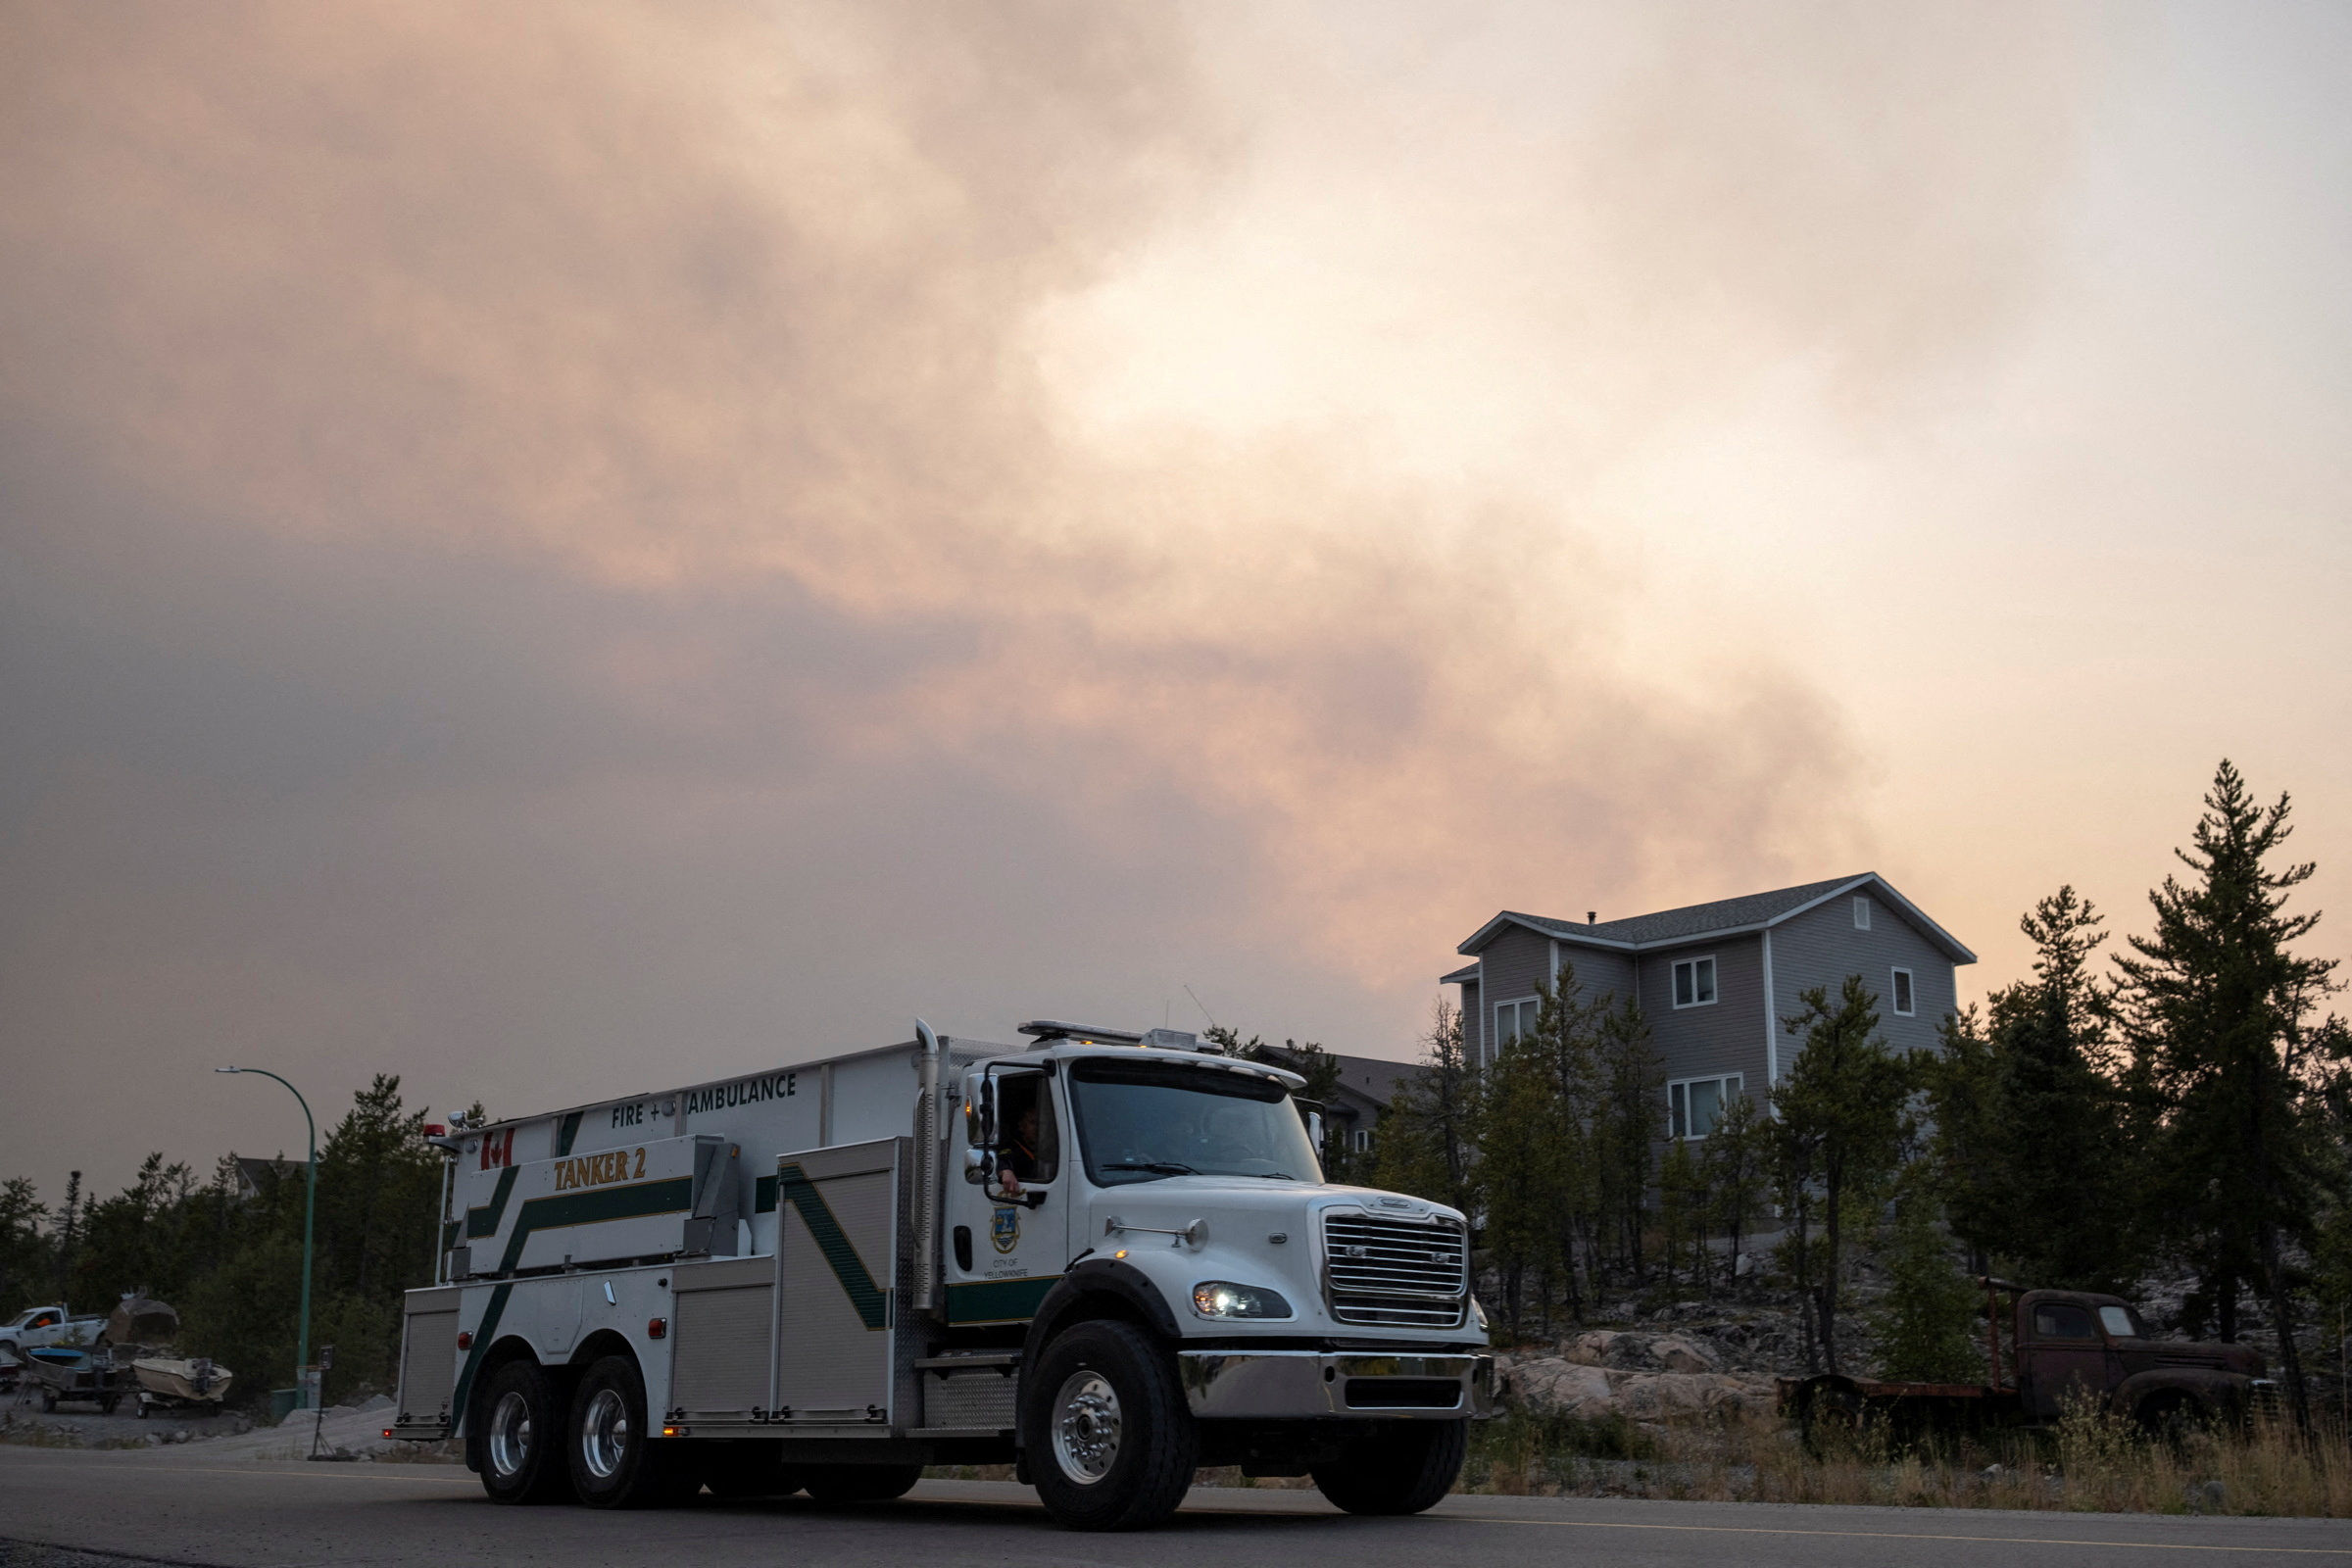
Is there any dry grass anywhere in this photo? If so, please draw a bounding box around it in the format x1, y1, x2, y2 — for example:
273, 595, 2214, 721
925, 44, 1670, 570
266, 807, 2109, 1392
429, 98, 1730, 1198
1462, 1399, 2352, 1516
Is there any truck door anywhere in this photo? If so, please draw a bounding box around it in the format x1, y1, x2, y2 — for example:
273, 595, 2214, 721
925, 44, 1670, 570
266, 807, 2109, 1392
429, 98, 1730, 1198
943, 1066, 1070, 1329
2023, 1299, 2107, 1418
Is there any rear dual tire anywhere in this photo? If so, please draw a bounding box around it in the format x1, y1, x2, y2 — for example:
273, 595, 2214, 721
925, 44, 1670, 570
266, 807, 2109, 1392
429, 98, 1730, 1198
475, 1359, 573, 1504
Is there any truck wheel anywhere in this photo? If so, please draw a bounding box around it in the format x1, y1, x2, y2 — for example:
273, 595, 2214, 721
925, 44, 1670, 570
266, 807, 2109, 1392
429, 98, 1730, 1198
475, 1358, 573, 1504
567, 1355, 688, 1508
1023, 1318, 1198, 1532
802, 1464, 921, 1503
1310, 1421, 1467, 1515
703, 1441, 805, 1499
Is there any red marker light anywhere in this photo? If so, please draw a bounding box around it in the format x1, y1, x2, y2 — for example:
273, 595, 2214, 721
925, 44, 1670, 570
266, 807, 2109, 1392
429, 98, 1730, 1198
647, 1316, 668, 1340
382, 1429, 394, 1439
456, 1331, 472, 1350
423, 1124, 446, 1137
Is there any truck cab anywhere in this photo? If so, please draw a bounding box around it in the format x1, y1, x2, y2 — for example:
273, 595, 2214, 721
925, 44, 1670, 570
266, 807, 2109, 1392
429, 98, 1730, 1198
943, 1028, 1489, 1524
2009, 1289, 2267, 1429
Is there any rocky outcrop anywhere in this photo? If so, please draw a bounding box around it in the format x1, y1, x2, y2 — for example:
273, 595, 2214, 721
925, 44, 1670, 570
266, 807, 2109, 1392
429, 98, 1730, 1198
1496, 1351, 1777, 1424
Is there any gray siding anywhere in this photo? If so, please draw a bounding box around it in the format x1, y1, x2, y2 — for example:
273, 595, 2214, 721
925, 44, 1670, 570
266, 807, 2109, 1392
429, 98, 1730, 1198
1770, 892, 1956, 1073
1554, 944, 1637, 1009
1474, 926, 1554, 1067
1637, 934, 1769, 1105
1455, 977, 1481, 1060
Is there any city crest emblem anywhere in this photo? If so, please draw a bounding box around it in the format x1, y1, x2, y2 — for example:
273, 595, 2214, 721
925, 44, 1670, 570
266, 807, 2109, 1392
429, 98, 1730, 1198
990, 1204, 1020, 1254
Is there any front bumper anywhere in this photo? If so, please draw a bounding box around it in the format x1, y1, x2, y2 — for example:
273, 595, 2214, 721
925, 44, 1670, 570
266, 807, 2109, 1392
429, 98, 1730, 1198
1178, 1349, 1494, 1420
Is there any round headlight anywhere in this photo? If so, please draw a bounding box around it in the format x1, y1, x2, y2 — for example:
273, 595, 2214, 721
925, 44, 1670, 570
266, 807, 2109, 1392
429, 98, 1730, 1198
1190, 1281, 1294, 1320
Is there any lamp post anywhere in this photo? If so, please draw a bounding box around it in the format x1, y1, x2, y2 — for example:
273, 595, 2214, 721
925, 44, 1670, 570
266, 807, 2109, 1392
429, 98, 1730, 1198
217, 1066, 317, 1405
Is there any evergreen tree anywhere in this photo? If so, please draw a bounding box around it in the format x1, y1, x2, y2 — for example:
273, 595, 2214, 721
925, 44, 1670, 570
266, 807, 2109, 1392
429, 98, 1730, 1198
1931, 888, 2138, 1290
2116, 760, 2344, 1427
0, 1178, 50, 1318
1774, 976, 1913, 1375
1373, 1001, 1479, 1220
1701, 1094, 1770, 1279
1869, 1166, 1986, 1382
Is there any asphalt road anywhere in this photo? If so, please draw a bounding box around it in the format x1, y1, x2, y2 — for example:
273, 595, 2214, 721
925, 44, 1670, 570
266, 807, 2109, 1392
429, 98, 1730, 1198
4, 1446, 2350, 1568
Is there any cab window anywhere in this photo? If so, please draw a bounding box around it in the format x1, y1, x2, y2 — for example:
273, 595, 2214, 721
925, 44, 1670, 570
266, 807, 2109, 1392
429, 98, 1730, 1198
29, 1312, 58, 1331
992, 1073, 1060, 1185
2097, 1305, 2140, 1339
2033, 1303, 2096, 1339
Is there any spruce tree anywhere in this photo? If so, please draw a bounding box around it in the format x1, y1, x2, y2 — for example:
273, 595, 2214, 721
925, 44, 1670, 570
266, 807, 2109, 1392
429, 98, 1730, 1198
2116, 760, 2343, 1428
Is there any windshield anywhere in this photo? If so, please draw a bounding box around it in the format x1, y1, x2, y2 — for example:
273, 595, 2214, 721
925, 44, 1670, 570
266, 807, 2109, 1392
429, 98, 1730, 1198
1067, 1057, 1321, 1186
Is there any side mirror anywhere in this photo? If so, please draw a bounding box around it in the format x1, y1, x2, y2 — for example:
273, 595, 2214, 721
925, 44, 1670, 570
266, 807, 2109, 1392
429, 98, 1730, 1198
1307, 1111, 1325, 1151
963, 1146, 991, 1185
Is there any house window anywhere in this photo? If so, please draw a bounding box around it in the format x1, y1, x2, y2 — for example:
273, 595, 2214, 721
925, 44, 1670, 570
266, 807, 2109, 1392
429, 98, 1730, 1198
1494, 997, 1539, 1050
1671, 956, 1717, 1008
1668, 1074, 1743, 1140
1891, 967, 1915, 1016
1853, 896, 1872, 930
1350, 1127, 1373, 1153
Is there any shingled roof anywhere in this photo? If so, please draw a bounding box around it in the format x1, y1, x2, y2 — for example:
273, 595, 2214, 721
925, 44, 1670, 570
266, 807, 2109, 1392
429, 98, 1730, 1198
1454, 873, 1975, 965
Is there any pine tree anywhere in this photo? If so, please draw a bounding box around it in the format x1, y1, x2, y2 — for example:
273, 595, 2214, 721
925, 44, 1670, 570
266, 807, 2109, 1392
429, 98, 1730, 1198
1701, 1094, 1771, 1280
1774, 976, 1914, 1375
1373, 1001, 1479, 1220
2116, 760, 2344, 1427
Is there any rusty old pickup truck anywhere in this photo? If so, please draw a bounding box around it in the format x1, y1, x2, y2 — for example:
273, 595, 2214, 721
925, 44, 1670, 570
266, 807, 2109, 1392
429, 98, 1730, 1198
1784, 1280, 2275, 1439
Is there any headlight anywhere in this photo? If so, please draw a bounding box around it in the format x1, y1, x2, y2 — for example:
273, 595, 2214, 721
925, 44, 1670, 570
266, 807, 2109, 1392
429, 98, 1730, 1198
1471, 1296, 1489, 1331
1191, 1281, 1294, 1320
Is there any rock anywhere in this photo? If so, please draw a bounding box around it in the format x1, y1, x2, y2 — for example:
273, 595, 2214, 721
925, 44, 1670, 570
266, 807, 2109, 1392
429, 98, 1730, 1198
358, 1394, 395, 1413
1560, 1332, 1623, 1367
1650, 1335, 1722, 1373
1501, 1358, 1615, 1417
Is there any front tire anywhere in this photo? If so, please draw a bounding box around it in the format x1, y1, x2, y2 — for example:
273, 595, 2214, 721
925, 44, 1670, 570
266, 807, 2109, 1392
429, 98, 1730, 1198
1022, 1319, 1198, 1532
567, 1355, 687, 1508
473, 1359, 573, 1504
1311, 1422, 1466, 1516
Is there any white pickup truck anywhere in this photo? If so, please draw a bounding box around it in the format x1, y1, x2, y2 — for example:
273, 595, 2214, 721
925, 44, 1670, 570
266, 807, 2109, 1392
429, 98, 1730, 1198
0, 1305, 105, 1364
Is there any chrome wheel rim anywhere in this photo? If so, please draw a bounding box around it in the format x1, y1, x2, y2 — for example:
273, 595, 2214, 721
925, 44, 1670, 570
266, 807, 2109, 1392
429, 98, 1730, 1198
1051, 1370, 1121, 1485
488, 1390, 532, 1478
582, 1387, 631, 1480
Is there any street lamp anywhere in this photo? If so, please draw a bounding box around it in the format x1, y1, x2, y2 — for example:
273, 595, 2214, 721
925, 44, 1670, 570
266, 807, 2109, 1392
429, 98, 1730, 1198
217, 1066, 317, 1406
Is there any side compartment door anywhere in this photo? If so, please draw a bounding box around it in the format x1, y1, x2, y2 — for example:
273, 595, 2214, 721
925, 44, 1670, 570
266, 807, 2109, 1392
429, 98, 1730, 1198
394, 1286, 463, 1438
771, 1138, 907, 1433
668, 1256, 775, 1427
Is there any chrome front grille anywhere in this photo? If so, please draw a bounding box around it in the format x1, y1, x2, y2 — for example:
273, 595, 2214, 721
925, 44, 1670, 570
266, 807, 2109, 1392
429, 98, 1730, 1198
1322, 1213, 1469, 1327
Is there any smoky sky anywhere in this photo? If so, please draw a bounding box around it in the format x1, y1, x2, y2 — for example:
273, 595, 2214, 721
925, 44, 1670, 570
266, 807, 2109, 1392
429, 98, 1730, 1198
15, 0, 2313, 1200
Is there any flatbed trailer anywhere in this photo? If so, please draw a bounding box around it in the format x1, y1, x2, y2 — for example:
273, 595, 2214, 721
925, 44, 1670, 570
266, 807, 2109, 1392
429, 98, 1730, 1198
390, 1019, 1492, 1531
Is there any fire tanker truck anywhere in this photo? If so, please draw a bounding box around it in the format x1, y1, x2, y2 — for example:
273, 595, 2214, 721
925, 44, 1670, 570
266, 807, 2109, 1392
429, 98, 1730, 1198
389, 1021, 1492, 1531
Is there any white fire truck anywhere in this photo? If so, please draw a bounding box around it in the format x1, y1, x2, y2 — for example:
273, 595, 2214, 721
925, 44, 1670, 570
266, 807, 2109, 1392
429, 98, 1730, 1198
390, 1021, 1491, 1531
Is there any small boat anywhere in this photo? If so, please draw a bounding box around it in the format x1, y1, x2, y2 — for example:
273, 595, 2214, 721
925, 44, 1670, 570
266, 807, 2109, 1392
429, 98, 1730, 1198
130, 1355, 234, 1411
23, 1346, 123, 1414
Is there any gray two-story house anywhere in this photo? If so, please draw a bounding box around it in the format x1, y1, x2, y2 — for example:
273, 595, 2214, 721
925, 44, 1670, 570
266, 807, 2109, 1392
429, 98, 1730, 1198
1442, 873, 1974, 1138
